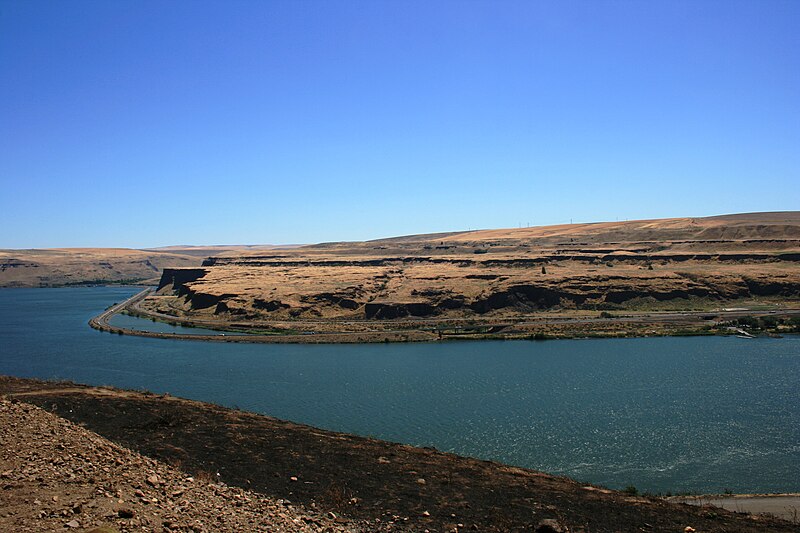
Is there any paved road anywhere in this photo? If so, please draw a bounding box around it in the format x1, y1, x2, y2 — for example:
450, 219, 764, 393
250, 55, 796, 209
88, 288, 152, 330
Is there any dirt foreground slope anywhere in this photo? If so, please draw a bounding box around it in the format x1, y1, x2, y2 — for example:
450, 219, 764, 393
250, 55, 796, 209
2, 376, 796, 533
0, 397, 355, 532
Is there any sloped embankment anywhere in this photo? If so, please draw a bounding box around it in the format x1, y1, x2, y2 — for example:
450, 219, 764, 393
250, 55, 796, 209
2, 376, 796, 533
0, 397, 356, 532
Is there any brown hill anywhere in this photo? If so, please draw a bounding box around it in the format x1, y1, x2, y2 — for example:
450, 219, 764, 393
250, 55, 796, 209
0, 248, 203, 288
0, 245, 308, 288
434, 212, 800, 244
141, 212, 800, 341
0, 245, 296, 288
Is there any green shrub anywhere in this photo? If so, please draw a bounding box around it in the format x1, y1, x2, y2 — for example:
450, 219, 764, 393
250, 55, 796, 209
736, 316, 760, 329
761, 316, 779, 329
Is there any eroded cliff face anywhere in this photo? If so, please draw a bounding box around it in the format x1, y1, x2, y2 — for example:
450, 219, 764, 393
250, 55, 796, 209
156, 268, 209, 294
154, 260, 800, 322
145, 213, 800, 323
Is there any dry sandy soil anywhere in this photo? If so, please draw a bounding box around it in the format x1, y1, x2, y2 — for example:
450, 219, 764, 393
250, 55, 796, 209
3, 376, 798, 533
140, 212, 800, 340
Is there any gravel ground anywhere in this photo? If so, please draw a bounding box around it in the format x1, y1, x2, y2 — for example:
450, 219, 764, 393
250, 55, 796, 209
0, 398, 357, 532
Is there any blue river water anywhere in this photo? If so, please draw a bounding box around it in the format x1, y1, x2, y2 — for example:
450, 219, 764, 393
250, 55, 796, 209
1, 286, 798, 494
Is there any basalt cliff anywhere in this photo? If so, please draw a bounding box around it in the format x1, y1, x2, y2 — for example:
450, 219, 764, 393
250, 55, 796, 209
142, 213, 800, 338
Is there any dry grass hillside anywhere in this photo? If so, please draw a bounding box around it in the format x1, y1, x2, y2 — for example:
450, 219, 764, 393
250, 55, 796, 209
0, 246, 295, 288
0, 248, 202, 287
435, 212, 800, 244
142, 212, 800, 339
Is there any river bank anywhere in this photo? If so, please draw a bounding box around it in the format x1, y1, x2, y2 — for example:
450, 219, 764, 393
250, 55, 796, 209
90, 287, 800, 344
2, 376, 797, 532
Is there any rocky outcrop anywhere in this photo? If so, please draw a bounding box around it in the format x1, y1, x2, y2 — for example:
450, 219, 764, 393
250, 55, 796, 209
214, 301, 250, 315
364, 302, 437, 319
470, 285, 577, 313
462, 275, 800, 311
603, 286, 713, 304
188, 292, 236, 310
164, 270, 800, 321
196, 252, 799, 275
301, 293, 360, 310
362, 275, 795, 318
156, 268, 240, 311
743, 277, 800, 297
0, 259, 37, 271
439, 297, 466, 309
156, 268, 208, 294
253, 299, 290, 312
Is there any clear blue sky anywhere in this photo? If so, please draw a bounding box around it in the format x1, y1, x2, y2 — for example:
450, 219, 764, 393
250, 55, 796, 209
1, 0, 798, 248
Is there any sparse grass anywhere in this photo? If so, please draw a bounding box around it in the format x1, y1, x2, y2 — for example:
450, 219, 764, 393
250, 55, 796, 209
318, 482, 356, 512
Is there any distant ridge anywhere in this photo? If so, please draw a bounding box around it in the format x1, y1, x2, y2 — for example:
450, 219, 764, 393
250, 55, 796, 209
334, 211, 800, 246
